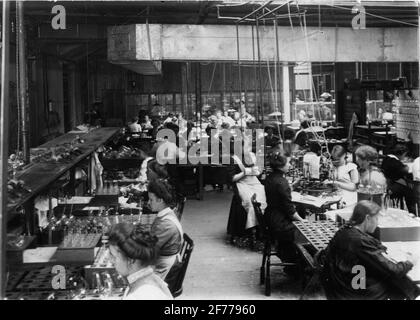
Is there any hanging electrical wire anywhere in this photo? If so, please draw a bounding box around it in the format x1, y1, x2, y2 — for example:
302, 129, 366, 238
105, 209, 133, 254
266, 57, 282, 139
273, 18, 284, 145
236, 23, 242, 128
255, 11, 265, 129
287, 1, 294, 32
266, 59, 275, 106
250, 25, 259, 124
206, 62, 217, 105
295, 6, 315, 102
15, 5, 21, 153
294, 1, 330, 158
146, 7, 153, 61
85, 3, 90, 112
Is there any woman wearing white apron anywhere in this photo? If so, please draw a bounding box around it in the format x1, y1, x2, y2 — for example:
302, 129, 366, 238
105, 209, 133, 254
232, 152, 267, 230
148, 179, 183, 279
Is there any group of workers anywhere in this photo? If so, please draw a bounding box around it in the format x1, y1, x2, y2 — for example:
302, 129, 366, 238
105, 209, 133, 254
107, 104, 420, 300
127, 102, 256, 139
108, 160, 184, 300
227, 120, 420, 299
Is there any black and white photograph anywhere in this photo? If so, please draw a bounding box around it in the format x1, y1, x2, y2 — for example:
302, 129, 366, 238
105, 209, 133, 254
1, 0, 420, 305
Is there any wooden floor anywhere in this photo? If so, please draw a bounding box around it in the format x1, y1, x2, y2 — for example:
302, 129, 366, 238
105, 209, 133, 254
178, 189, 312, 300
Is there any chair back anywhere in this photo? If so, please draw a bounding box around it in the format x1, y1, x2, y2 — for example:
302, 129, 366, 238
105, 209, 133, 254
165, 233, 194, 297
251, 194, 270, 240
174, 195, 187, 221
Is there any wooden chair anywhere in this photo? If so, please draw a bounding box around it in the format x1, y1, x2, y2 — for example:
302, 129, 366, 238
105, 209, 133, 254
174, 195, 187, 221
165, 233, 194, 298
251, 194, 297, 296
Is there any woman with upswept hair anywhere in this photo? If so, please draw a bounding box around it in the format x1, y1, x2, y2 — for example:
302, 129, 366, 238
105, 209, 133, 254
264, 151, 304, 278
148, 179, 183, 279
108, 223, 173, 300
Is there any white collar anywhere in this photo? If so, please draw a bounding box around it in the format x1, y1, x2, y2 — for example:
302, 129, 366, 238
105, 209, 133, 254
126, 266, 154, 285
141, 157, 153, 169
157, 207, 173, 218
387, 154, 399, 160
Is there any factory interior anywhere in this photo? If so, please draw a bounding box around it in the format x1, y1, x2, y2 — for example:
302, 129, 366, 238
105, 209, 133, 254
1, 0, 420, 301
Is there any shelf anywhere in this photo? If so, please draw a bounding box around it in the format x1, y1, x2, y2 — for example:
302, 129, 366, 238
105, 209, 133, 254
7, 127, 120, 220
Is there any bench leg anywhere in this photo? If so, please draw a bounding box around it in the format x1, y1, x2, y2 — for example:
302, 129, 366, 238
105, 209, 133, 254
260, 252, 266, 285
265, 255, 271, 296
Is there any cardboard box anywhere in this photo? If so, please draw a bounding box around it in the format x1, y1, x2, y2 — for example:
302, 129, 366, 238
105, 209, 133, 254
334, 207, 420, 242
374, 208, 420, 242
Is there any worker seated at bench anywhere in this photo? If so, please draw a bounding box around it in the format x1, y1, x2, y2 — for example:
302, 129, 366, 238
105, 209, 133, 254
108, 223, 173, 300
321, 200, 418, 300
264, 151, 305, 278
381, 143, 416, 214
148, 178, 183, 279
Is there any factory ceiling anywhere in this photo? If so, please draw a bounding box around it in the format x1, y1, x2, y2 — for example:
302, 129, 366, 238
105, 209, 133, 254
16, 1, 419, 28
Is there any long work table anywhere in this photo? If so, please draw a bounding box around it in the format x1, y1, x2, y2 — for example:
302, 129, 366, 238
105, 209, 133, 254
293, 209, 420, 299
7, 127, 120, 218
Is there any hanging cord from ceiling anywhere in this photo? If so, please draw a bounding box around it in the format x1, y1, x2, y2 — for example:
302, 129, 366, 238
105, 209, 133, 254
85, 3, 90, 111
15, 4, 21, 153
206, 62, 217, 106
236, 23, 242, 126
252, 24, 258, 122
266, 57, 282, 139
287, 1, 307, 105
287, 1, 294, 32
318, 4, 321, 32
294, 1, 330, 158
273, 19, 283, 143
303, 11, 323, 121
146, 6, 153, 61
266, 59, 275, 109
296, 2, 316, 102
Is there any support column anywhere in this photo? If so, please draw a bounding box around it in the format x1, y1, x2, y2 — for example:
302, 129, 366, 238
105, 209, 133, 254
0, 0, 10, 300
282, 62, 291, 123
417, 6, 420, 156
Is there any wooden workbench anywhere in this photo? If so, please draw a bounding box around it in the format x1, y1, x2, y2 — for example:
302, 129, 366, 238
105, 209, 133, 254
7, 127, 120, 219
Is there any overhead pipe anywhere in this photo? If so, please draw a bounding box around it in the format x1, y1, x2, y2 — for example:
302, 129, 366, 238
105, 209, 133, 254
236, 1, 273, 23
257, 1, 292, 20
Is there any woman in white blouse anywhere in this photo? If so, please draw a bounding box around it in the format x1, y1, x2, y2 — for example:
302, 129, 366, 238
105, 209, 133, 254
108, 223, 173, 300
327, 145, 359, 206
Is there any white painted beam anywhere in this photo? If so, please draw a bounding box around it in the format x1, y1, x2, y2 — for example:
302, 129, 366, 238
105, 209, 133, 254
108, 24, 418, 63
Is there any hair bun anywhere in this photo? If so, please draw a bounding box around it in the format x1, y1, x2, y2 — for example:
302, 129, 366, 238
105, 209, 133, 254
130, 225, 158, 247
